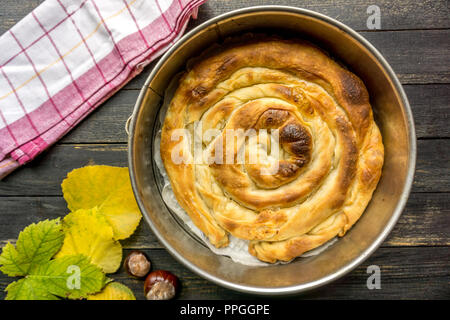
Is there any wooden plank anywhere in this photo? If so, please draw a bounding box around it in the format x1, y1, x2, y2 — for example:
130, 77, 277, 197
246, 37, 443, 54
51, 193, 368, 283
0, 0, 41, 35
414, 140, 450, 193
384, 192, 450, 247
190, 0, 450, 32
361, 30, 450, 84
1, 0, 449, 37
0, 144, 129, 196
0, 192, 448, 249
58, 83, 450, 144
0, 247, 448, 299
0, 139, 448, 195
404, 84, 450, 139
60, 88, 138, 144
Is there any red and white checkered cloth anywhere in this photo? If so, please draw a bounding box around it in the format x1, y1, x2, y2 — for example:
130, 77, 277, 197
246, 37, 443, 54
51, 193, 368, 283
0, 0, 205, 179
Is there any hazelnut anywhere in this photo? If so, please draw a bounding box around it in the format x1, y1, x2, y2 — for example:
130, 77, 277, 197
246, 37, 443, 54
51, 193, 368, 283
124, 250, 151, 278
144, 270, 179, 300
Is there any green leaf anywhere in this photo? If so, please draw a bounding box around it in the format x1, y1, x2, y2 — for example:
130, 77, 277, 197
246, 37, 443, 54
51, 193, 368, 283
0, 219, 64, 276
5, 254, 106, 300
5, 278, 60, 300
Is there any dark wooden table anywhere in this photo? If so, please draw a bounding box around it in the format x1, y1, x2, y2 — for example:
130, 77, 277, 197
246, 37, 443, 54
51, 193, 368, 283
1, 0, 449, 300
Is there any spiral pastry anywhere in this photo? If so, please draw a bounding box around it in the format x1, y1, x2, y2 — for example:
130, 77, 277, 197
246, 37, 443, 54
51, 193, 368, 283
161, 38, 384, 263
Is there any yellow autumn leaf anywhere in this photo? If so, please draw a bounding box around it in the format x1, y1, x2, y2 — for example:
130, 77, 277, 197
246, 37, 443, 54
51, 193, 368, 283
87, 282, 136, 300
55, 208, 122, 273
62, 165, 142, 240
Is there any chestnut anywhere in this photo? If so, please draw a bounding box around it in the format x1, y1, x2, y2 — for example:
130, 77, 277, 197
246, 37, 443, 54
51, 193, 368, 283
144, 270, 179, 300
123, 250, 151, 278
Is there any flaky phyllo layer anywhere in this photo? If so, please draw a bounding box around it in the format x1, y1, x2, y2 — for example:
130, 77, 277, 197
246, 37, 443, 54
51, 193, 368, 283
161, 38, 384, 263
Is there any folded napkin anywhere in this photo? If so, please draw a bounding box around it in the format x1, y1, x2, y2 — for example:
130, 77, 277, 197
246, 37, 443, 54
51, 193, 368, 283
0, 0, 205, 179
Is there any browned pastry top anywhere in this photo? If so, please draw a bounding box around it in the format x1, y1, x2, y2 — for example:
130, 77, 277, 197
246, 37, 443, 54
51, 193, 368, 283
161, 38, 384, 263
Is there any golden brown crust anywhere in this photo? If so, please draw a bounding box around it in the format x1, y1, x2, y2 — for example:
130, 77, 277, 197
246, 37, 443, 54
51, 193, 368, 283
161, 37, 384, 262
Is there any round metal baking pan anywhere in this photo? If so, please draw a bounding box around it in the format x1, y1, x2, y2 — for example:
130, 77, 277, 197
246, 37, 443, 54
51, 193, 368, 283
128, 6, 416, 295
